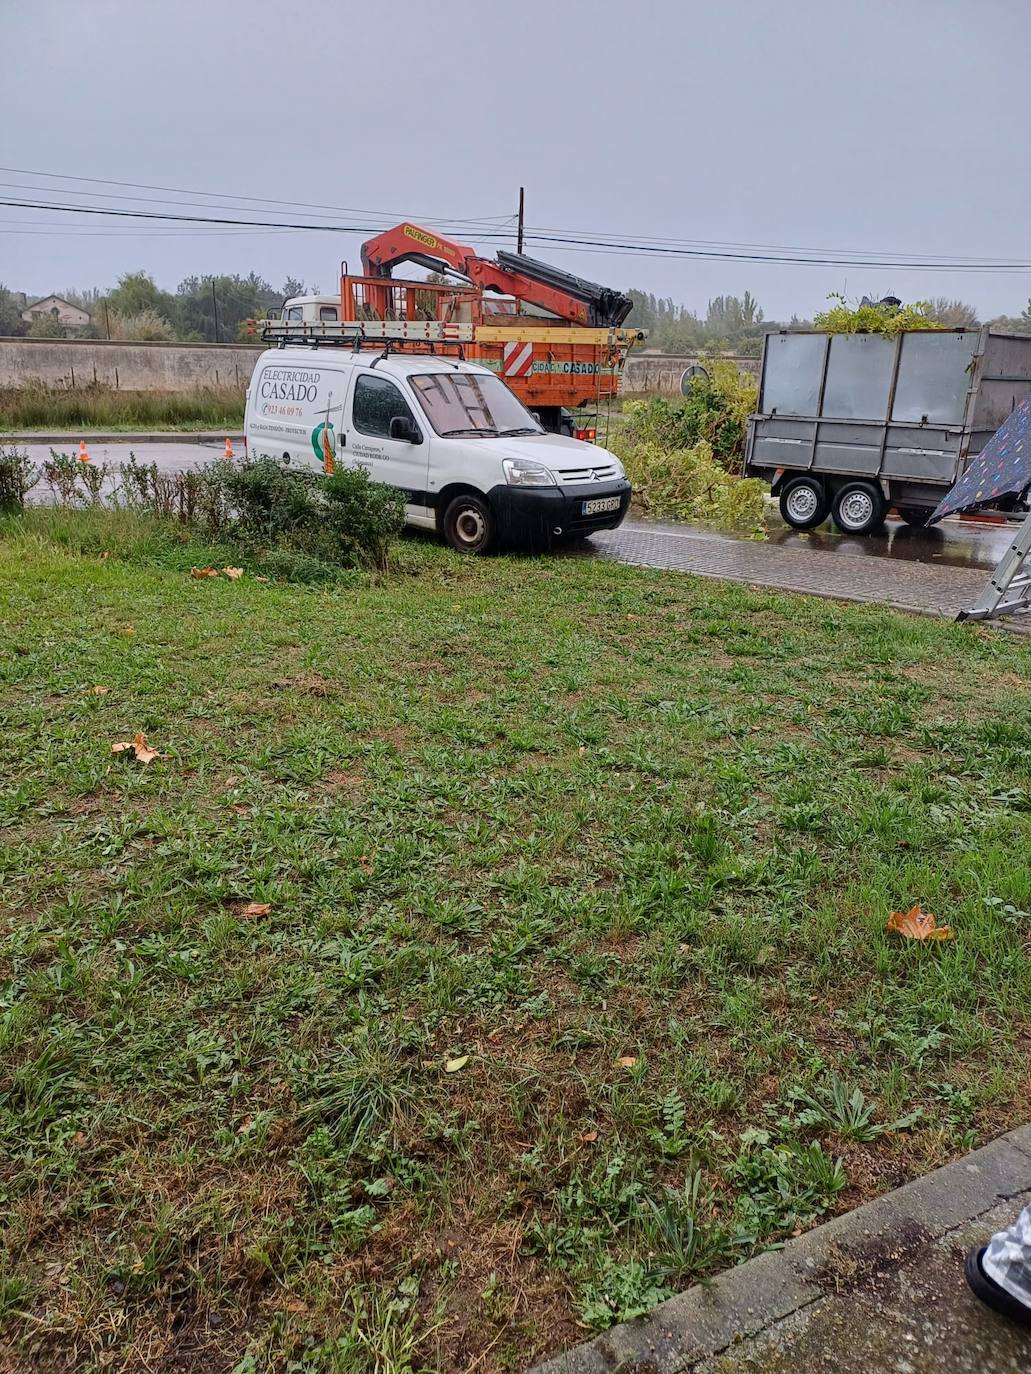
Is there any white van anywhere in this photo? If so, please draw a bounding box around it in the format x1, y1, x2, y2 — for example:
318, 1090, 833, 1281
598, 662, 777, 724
243, 346, 631, 553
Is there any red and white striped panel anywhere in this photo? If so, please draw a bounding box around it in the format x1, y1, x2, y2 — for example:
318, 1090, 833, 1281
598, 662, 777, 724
502, 341, 534, 378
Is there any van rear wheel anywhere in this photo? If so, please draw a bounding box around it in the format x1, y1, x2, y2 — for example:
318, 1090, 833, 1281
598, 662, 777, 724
442, 493, 496, 555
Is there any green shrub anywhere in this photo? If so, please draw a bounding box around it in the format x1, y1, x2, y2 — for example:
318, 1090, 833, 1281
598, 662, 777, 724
619, 360, 757, 470
618, 439, 765, 534
323, 467, 407, 572
0, 444, 38, 511
34, 454, 406, 574
813, 293, 940, 337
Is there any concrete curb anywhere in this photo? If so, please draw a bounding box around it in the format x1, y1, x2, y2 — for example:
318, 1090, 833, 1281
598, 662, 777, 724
4, 432, 244, 445
530, 1125, 1031, 1374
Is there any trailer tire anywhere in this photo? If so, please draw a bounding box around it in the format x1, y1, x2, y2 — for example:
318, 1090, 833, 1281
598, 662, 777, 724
442, 493, 497, 555
832, 481, 887, 535
779, 476, 829, 530
897, 506, 935, 528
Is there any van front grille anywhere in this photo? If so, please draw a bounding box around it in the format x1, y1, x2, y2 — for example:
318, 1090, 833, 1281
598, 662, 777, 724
555, 462, 621, 485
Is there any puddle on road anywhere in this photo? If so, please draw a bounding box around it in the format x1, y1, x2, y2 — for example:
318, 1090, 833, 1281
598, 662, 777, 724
597, 514, 1014, 574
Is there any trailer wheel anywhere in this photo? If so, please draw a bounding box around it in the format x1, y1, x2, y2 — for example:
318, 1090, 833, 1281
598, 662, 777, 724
442, 493, 497, 555
779, 476, 829, 530
897, 506, 935, 528
832, 481, 887, 535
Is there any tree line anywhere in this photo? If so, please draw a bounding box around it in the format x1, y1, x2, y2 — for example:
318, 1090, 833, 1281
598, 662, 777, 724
0, 272, 314, 344
3, 271, 1031, 352
624, 292, 1031, 354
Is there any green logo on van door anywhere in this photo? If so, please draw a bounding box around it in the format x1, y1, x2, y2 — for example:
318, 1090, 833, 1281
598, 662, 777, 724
311, 421, 336, 464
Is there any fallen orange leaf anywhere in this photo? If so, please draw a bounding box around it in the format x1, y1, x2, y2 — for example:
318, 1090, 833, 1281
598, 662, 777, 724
886, 903, 954, 942
617, 1055, 639, 1068
240, 902, 271, 918
111, 732, 159, 764
191, 567, 219, 579
131, 732, 159, 765
92, 685, 110, 696
579, 1130, 599, 1143
223, 567, 244, 580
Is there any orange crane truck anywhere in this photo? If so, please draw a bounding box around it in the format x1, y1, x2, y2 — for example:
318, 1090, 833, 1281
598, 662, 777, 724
265, 221, 643, 436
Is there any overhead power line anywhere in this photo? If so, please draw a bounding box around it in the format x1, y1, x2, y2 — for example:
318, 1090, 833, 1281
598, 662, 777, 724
3, 164, 1026, 270
3, 195, 1031, 273
0, 165, 513, 230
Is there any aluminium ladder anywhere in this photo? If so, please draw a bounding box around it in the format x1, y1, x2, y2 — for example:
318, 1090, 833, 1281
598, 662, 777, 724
957, 506, 1031, 622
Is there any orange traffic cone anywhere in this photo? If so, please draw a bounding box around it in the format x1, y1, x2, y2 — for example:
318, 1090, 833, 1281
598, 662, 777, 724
78, 439, 90, 463
224, 436, 234, 459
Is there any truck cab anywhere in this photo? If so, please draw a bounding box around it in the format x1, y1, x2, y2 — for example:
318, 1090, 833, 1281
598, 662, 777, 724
244, 346, 631, 553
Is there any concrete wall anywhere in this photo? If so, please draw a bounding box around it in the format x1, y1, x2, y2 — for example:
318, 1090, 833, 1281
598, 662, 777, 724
0, 337, 760, 397
622, 353, 760, 396
0, 336, 262, 391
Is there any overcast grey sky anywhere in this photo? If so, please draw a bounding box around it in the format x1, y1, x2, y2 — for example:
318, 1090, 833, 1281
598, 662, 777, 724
3, 0, 1030, 321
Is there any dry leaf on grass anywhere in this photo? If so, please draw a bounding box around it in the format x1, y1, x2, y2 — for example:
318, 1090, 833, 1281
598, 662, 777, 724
111, 732, 160, 765
886, 903, 954, 942
616, 1055, 639, 1068
444, 1055, 469, 1073
191, 567, 219, 579
240, 902, 271, 918
92, 686, 110, 696
99, 551, 110, 561
223, 567, 244, 580
579, 1130, 599, 1143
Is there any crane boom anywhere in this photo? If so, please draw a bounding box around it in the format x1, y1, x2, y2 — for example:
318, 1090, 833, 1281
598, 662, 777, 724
360, 222, 632, 328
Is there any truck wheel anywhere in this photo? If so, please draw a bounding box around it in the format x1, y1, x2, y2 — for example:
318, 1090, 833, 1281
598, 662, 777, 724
897, 506, 935, 528
779, 476, 828, 530
832, 481, 887, 535
442, 493, 496, 555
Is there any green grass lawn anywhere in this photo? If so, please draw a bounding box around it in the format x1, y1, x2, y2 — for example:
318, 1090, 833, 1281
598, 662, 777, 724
1, 518, 1030, 1373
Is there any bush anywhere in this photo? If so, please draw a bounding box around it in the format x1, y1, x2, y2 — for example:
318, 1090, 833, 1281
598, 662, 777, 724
0, 444, 39, 510
323, 467, 407, 571
107, 309, 177, 342
610, 361, 764, 532
619, 360, 757, 471
34, 453, 406, 574
812, 293, 940, 337
618, 439, 765, 534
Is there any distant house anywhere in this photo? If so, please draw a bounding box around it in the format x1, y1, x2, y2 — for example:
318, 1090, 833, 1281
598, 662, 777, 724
21, 295, 91, 329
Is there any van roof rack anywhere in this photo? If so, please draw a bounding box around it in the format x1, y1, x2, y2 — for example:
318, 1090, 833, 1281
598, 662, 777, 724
261, 319, 474, 348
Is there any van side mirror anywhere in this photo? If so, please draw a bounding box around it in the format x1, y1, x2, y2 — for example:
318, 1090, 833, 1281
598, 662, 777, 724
389, 415, 421, 444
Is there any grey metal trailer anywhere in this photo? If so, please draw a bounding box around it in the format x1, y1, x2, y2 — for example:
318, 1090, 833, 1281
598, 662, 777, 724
745, 327, 1031, 533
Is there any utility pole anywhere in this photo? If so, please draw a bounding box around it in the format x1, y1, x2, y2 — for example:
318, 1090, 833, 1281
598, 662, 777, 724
211, 279, 220, 343
516, 186, 525, 256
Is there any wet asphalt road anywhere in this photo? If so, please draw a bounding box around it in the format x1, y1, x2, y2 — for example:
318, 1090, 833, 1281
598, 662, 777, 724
23, 438, 1017, 577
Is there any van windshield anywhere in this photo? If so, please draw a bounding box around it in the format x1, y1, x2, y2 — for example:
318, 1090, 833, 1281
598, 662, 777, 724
410, 372, 543, 438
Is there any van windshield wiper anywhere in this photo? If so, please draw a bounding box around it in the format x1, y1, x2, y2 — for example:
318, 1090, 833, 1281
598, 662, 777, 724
496, 427, 543, 436
439, 426, 499, 437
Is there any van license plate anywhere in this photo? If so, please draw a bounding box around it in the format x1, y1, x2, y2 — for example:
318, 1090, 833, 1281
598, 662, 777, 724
582, 496, 621, 515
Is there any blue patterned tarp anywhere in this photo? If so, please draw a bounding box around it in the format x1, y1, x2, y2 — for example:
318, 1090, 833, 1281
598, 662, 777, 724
930, 397, 1031, 523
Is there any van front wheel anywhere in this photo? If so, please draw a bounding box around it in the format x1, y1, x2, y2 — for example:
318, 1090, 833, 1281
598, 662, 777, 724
442, 493, 497, 555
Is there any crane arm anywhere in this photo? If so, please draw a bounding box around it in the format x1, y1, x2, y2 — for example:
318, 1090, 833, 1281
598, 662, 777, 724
360, 222, 631, 327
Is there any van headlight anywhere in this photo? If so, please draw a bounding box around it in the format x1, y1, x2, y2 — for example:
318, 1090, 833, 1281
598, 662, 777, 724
503, 457, 556, 487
